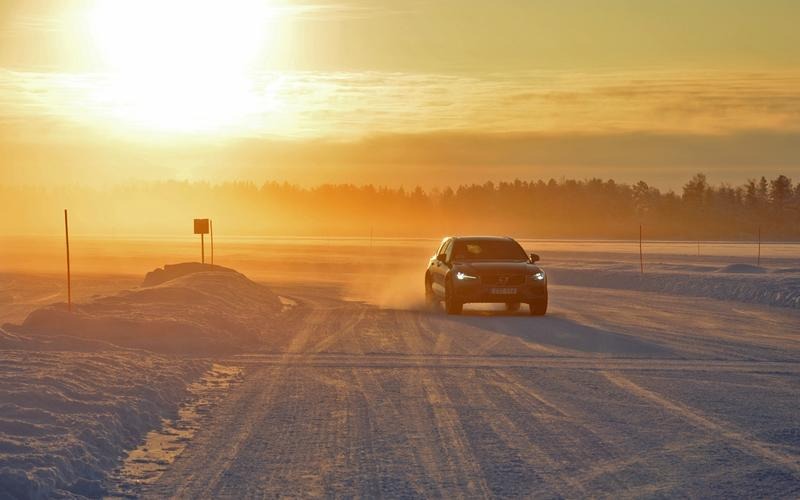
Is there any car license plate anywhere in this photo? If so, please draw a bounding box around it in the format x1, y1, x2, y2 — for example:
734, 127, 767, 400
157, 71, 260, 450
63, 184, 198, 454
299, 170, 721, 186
491, 287, 517, 295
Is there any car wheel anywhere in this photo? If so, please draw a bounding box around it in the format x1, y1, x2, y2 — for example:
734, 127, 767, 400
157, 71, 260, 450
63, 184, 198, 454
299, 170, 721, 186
505, 302, 520, 312
529, 295, 548, 316
444, 279, 463, 315
425, 273, 438, 309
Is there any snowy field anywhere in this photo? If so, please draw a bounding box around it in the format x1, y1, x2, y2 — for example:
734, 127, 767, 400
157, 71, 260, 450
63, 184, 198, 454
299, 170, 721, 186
1, 238, 799, 498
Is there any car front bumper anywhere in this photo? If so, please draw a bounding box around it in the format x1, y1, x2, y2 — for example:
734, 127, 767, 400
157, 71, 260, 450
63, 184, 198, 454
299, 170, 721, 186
452, 279, 547, 304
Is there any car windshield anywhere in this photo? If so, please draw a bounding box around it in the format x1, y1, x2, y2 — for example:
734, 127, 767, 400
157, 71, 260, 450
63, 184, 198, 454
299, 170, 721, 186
452, 239, 528, 261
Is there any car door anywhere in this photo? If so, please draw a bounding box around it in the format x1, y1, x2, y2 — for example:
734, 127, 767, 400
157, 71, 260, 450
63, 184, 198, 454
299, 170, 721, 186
430, 238, 452, 297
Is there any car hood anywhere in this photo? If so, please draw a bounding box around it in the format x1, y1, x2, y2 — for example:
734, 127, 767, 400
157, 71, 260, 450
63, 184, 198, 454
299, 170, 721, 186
454, 261, 542, 275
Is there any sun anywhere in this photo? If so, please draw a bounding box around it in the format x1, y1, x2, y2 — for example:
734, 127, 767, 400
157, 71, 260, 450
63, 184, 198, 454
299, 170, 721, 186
89, 0, 272, 133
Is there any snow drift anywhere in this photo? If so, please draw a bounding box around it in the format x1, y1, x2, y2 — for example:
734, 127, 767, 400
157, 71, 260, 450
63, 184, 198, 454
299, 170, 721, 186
0, 329, 206, 499
11, 263, 282, 354
0, 263, 282, 497
547, 263, 800, 309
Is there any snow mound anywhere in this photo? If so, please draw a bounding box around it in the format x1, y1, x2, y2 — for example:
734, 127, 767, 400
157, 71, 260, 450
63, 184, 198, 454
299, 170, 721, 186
772, 267, 800, 274
13, 264, 282, 354
0, 329, 206, 499
718, 264, 767, 274
141, 262, 237, 287
656, 263, 720, 273
548, 266, 800, 309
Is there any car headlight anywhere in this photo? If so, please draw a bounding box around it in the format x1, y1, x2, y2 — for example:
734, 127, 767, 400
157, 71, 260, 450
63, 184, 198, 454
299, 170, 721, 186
531, 271, 545, 281
456, 271, 478, 281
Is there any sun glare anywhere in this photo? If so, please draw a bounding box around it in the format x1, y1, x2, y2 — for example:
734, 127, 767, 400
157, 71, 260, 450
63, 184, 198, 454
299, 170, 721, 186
89, 0, 272, 133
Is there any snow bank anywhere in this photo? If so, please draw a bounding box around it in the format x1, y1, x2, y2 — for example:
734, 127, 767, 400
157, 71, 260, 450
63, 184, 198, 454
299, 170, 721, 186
718, 263, 767, 274
0, 263, 282, 497
12, 263, 282, 355
547, 264, 800, 309
0, 329, 206, 499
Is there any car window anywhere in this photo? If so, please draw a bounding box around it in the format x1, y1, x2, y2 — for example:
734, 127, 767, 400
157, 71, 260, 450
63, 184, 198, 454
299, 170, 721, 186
452, 239, 527, 261
436, 238, 449, 256
444, 240, 454, 263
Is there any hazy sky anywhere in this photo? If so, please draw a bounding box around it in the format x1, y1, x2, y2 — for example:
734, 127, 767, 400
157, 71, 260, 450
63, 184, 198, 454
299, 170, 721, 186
1, 0, 799, 188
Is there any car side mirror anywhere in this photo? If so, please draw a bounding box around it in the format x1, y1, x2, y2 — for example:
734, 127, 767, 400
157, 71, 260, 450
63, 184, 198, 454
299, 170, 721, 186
437, 254, 448, 264
529, 253, 540, 263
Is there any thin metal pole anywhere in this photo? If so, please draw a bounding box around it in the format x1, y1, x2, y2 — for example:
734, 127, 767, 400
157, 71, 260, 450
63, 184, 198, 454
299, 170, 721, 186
639, 224, 644, 274
64, 209, 71, 312
757, 225, 761, 266
210, 219, 214, 266
201, 233, 205, 264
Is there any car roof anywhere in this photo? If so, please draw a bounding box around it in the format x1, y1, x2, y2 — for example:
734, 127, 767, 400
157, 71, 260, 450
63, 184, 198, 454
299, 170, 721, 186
451, 236, 515, 242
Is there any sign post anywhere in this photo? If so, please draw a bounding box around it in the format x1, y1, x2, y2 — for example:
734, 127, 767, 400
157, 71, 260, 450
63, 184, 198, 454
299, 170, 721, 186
757, 225, 761, 266
64, 209, 72, 312
210, 219, 214, 265
194, 218, 210, 264
639, 224, 644, 274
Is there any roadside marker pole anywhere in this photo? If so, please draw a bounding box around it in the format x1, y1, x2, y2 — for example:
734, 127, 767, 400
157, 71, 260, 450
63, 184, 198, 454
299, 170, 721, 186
757, 225, 761, 266
64, 209, 72, 312
639, 224, 644, 274
210, 219, 214, 266
201, 233, 205, 264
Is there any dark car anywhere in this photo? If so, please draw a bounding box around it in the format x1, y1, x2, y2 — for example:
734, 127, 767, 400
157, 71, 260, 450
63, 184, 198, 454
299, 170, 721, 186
424, 236, 547, 315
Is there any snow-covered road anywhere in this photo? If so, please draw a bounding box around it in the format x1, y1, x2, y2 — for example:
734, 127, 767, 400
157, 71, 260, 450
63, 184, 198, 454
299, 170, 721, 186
142, 284, 800, 498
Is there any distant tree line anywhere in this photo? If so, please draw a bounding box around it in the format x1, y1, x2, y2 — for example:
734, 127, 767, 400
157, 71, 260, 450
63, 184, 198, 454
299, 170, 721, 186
1, 173, 798, 239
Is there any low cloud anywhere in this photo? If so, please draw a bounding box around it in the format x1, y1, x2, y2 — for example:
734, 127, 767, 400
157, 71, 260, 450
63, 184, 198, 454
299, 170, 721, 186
2, 127, 799, 189
2, 69, 800, 140
2, 68, 800, 188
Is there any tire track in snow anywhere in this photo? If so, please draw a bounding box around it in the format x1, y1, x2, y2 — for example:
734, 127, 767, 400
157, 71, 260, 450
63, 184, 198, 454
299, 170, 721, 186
147, 296, 338, 497
307, 304, 369, 354
144, 283, 800, 497
602, 370, 800, 477
452, 368, 589, 497
224, 353, 800, 374
144, 365, 284, 498
419, 370, 494, 497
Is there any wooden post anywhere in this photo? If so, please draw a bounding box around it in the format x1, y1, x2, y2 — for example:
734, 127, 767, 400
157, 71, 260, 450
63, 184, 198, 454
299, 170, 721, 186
639, 224, 644, 274
210, 219, 214, 266
697, 240, 700, 257
757, 225, 761, 266
201, 233, 205, 264
64, 209, 72, 312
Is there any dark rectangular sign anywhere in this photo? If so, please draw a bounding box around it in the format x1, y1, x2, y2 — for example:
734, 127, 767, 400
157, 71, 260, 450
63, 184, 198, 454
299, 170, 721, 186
194, 218, 210, 234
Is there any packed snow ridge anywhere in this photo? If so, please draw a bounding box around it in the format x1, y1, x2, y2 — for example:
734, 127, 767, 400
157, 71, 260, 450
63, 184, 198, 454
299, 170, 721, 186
0, 263, 282, 498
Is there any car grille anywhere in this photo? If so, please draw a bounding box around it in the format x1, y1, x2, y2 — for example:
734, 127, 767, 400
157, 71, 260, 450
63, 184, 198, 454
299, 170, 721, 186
481, 274, 525, 286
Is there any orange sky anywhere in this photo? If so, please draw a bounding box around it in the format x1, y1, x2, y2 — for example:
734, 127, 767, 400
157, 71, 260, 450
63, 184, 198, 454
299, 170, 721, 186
1, 0, 799, 188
